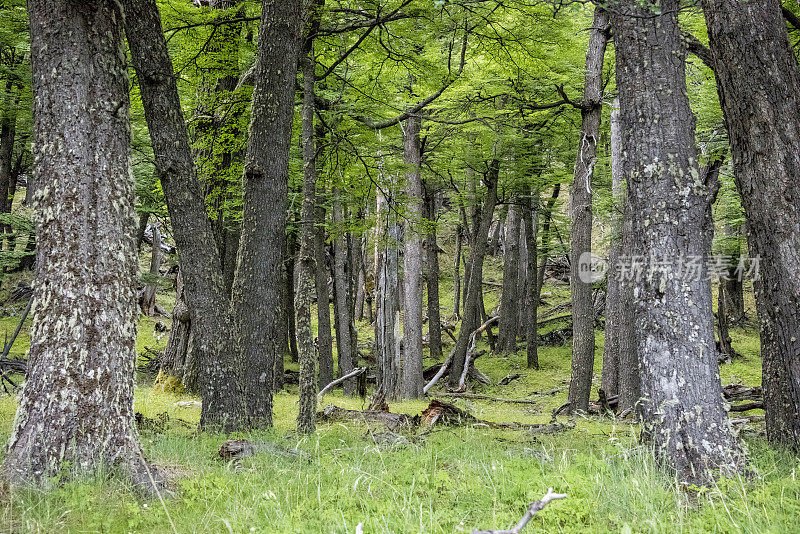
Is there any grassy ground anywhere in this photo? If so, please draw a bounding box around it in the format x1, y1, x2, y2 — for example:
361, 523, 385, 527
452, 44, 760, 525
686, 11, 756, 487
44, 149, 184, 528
0, 250, 796, 533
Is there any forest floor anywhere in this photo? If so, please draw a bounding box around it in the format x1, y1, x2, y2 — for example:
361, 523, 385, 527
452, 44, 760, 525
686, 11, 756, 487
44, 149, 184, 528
0, 257, 796, 533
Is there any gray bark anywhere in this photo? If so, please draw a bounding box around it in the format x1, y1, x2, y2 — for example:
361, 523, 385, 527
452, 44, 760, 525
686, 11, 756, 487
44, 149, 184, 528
423, 180, 442, 361
230, 0, 305, 427
612, 0, 747, 483
703, 0, 800, 449
332, 187, 355, 394
497, 204, 521, 352
314, 185, 335, 388
521, 191, 539, 369
402, 116, 424, 398
567, 7, 609, 413
140, 223, 162, 316
3, 0, 157, 490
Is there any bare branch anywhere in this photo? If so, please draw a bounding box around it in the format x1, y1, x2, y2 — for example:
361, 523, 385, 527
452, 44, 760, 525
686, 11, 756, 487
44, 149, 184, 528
472, 488, 568, 534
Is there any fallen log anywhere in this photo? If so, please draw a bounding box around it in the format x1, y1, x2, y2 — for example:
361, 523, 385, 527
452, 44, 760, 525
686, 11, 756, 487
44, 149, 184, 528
317, 367, 367, 401
218, 439, 306, 463
728, 401, 764, 412
498, 373, 521, 386
431, 393, 538, 405
421, 400, 549, 431
722, 384, 762, 402
472, 488, 567, 534
317, 405, 418, 431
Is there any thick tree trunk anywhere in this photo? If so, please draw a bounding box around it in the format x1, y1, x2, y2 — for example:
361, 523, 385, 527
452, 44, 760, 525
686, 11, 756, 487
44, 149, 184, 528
521, 191, 539, 369
296, 35, 319, 434
423, 180, 443, 361
497, 204, 521, 352
601, 99, 622, 399
612, 0, 747, 484
3, 0, 156, 490
567, 7, 609, 413
314, 186, 335, 388
402, 116, 424, 398
449, 162, 499, 388
162, 273, 200, 392
703, 0, 800, 449
229, 0, 304, 428
123, 0, 245, 431
332, 187, 355, 394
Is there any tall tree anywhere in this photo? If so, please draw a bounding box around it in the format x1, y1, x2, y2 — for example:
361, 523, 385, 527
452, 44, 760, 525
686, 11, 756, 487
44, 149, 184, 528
703, 0, 800, 449
611, 0, 747, 483
3, 0, 157, 490
229, 0, 305, 427
124, 0, 246, 431
567, 7, 609, 413
498, 203, 521, 352
402, 115, 424, 398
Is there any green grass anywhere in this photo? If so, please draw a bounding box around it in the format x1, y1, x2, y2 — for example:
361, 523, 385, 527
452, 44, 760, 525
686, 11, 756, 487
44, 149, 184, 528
0, 249, 795, 532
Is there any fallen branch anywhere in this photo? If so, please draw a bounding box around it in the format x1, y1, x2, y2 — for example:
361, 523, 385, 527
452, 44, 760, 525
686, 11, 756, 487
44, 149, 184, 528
728, 401, 764, 412
421, 400, 547, 431
431, 392, 538, 405
318, 367, 367, 401
472, 488, 568, 534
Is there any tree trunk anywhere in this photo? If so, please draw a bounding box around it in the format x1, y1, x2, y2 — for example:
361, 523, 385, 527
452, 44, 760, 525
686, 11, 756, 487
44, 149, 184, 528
402, 116, 424, 398
285, 231, 299, 365
612, 0, 747, 484
140, 223, 162, 316
601, 98, 622, 399
521, 191, 539, 369
703, 0, 800, 450
162, 272, 199, 392
296, 33, 319, 434
567, 7, 609, 413
535, 184, 560, 298
0, 85, 18, 215
497, 204, 521, 352
375, 180, 402, 400
452, 224, 462, 320
135, 211, 149, 253
2, 0, 157, 490
332, 186, 354, 394
229, 0, 304, 428
449, 162, 499, 388
314, 185, 335, 388
423, 180, 442, 361
123, 0, 245, 432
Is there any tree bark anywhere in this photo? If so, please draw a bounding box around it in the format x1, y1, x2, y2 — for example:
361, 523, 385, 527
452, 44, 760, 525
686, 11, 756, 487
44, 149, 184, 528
229, 0, 304, 428
612, 0, 747, 483
567, 7, 609, 413
0, 83, 18, 214
402, 115, 424, 398
332, 186, 355, 394
123, 0, 245, 431
449, 162, 499, 388
521, 191, 539, 369
601, 98, 622, 399
2, 0, 157, 490
423, 179, 443, 361
497, 204, 521, 352
703, 0, 800, 449
296, 29, 319, 434
140, 223, 162, 316
452, 224, 462, 320
314, 185, 335, 388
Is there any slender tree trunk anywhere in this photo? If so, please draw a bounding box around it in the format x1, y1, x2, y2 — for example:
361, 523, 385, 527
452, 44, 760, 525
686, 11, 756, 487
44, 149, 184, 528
124, 0, 245, 431
297, 29, 320, 433
521, 191, 539, 369
452, 224, 462, 320
402, 116, 424, 398
0, 88, 18, 215
2, 0, 158, 490
535, 184, 560, 298
140, 224, 162, 316
517, 217, 528, 336
229, 0, 304, 428
285, 231, 299, 365
703, 0, 800, 450
375, 181, 401, 399
332, 187, 354, 394
315, 185, 335, 388
497, 204, 521, 352
612, 0, 747, 483
423, 180, 443, 361
601, 98, 622, 399
135, 211, 149, 253
449, 162, 499, 388
567, 7, 609, 413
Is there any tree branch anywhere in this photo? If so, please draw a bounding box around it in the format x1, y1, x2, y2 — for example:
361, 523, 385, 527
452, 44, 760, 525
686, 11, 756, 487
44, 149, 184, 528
682, 31, 715, 71
472, 488, 568, 534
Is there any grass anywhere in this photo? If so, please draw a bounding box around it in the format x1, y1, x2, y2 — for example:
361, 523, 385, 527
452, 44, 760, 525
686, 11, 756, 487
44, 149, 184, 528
0, 248, 795, 533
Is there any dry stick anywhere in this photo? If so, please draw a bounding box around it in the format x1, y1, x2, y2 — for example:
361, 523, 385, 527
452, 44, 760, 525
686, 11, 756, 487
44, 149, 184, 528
317, 367, 367, 401
425, 315, 500, 393
423, 352, 453, 394
472, 488, 568, 534
458, 335, 478, 390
